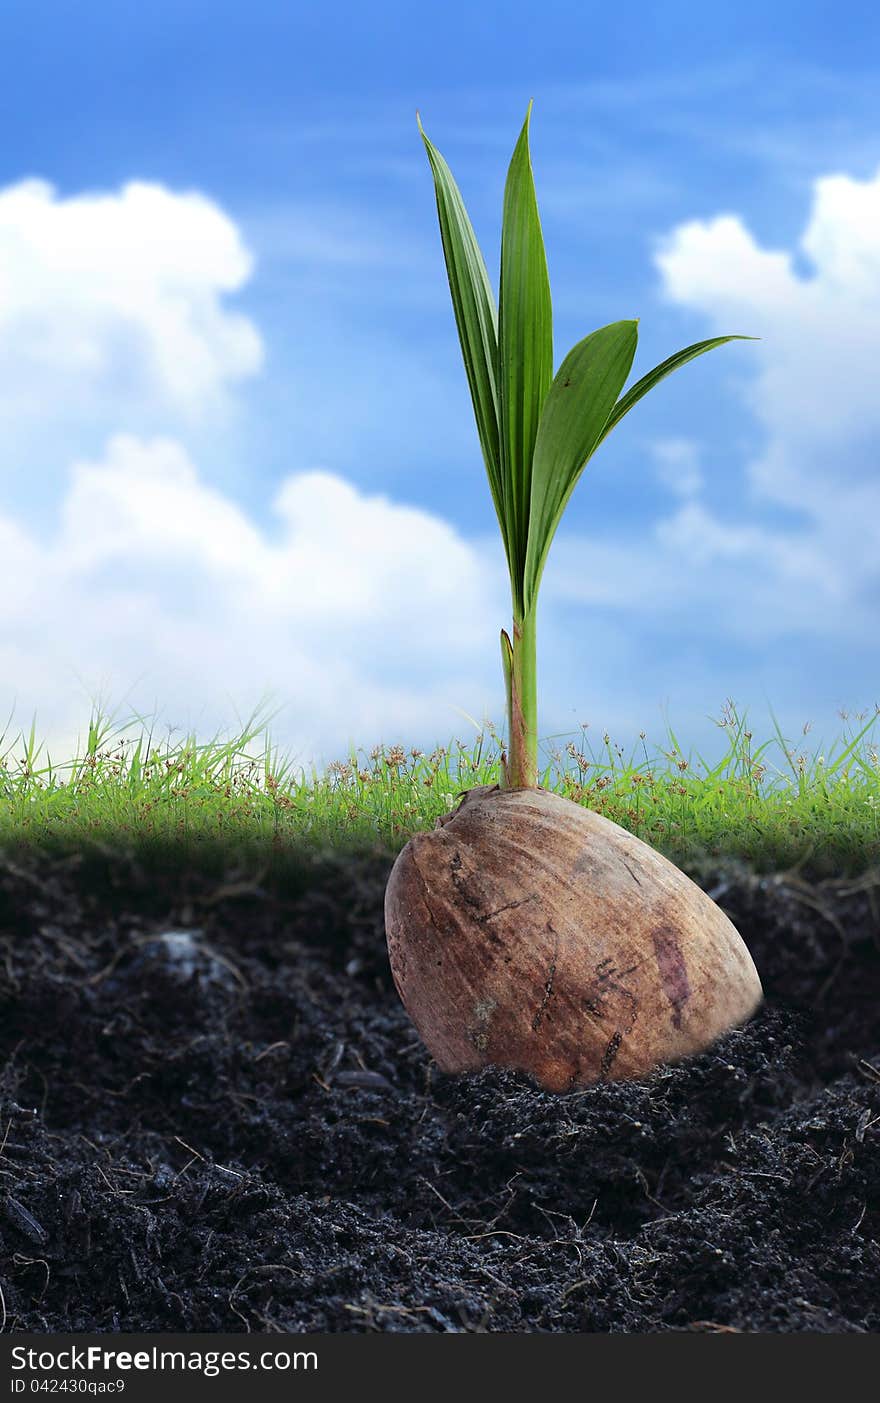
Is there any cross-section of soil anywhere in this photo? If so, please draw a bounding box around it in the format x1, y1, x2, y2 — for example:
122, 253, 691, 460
1, 846, 877, 1332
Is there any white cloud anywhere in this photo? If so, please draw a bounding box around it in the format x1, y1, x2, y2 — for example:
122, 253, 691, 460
546, 165, 880, 673
546, 501, 843, 645
0, 178, 262, 419
551, 162, 880, 637
650, 437, 704, 498
0, 174, 507, 764
655, 168, 880, 523
0, 436, 503, 763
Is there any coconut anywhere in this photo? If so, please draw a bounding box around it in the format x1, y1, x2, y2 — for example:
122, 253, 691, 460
385, 786, 762, 1091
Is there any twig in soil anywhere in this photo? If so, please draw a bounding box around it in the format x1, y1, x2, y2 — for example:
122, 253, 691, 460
172, 1135, 244, 1180
53, 936, 91, 972
173, 1135, 207, 1163
559, 1277, 599, 1304
228, 1281, 252, 1331
445, 1176, 524, 1243
418, 1176, 463, 1221
94, 1164, 132, 1197
196, 943, 249, 991
228, 1265, 301, 1333
464, 1229, 531, 1243
201, 875, 268, 906
723, 1166, 791, 1185
634, 1166, 668, 1210
830, 869, 880, 899
86, 945, 131, 987
253, 1041, 290, 1062
344, 1302, 442, 1324
29, 1065, 49, 1120
0, 857, 44, 890
196, 1230, 216, 1282
12, 1254, 50, 1303
537, 1201, 597, 1235
465, 1266, 513, 1298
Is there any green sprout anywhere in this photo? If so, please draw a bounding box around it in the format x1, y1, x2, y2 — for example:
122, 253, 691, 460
419, 103, 753, 788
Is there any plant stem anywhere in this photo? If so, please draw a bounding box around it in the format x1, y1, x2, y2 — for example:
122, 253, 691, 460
505, 606, 538, 788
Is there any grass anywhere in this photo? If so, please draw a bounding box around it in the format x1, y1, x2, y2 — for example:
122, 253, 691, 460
1, 702, 879, 878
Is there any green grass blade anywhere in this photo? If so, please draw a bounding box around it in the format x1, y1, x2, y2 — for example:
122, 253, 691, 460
523, 320, 638, 611
417, 116, 506, 554
768, 704, 802, 784
597, 335, 756, 448
822, 710, 879, 778
499, 103, 553, 607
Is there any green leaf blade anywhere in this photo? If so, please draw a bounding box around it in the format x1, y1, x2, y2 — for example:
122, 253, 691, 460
499, 103, 553, 609
523, 320, 639, 611
597, 335, 757, 448
418, 117, 506, 552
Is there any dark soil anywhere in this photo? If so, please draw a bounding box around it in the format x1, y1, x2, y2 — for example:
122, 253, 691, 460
1, 844, 878, 1333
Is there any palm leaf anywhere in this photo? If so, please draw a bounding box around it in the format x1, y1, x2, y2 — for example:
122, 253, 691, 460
523, 320, 638, 611
498, 103, 553, 607
417, 116, 506, 554
597, 335, 756, 448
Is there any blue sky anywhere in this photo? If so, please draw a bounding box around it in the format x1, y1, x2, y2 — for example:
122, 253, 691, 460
1, 2, 879, 767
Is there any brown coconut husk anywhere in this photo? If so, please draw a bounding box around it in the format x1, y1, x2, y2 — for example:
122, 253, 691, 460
385, 785, 762, 1091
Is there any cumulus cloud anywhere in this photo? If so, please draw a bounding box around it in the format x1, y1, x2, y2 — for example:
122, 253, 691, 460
546, 165, 880, 697
555, 163, 880, 632
655, 168, 880, 534
0, 436, 503, 763
0, 178, 262, 419
0, 174, 505, 763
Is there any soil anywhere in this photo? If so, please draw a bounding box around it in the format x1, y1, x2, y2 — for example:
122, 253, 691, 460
0, 844, 878, 1334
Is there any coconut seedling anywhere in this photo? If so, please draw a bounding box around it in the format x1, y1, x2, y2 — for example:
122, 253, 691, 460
385, 106, 762, 1091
